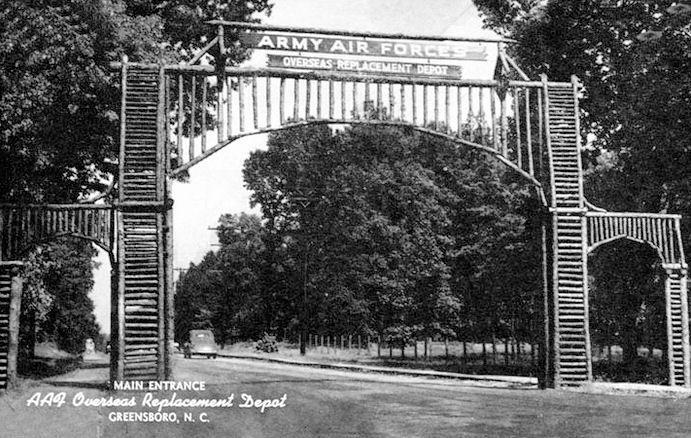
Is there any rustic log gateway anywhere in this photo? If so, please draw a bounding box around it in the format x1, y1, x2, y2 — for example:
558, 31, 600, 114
0, 22, 688, 389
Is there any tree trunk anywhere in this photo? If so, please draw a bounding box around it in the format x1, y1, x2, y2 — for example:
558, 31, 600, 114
622, 335, 638, 364
19, 306, 35, 362
8, 275, 23, 388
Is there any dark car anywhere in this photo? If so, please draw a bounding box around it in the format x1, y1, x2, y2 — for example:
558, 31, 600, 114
183, 330, 218, 359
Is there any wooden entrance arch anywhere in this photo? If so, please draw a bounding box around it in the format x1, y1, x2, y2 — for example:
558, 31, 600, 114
0, 22, 687, 389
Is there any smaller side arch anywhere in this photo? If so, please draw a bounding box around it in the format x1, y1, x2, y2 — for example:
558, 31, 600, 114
0, 204, 115, 264
588, 234, 666, 266
585, 212, 685, 267
585, 210, 690, 387
16, 232, 115, 267
0, 205, 117, 390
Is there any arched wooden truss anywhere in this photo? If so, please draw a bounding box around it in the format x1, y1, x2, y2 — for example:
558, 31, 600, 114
585, 211, 689, 386
0, 204, 115, 260
0, 204, 115, 388
587, 212, 684, 266
0, 22, 687, 389
166, 65, 552, 191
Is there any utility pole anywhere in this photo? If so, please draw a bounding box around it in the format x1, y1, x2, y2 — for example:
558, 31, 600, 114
294, 188, 317, 356
300, 246, 309, 355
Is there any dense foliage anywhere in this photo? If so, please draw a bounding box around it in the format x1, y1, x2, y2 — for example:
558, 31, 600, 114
474, 0, 691, 213
175, 124, 543, 347
1, 0, 271, 202
1, 0, 272, 356
175, 213, 274, 344
473, 0, 690, 360
20, 240, 102, 356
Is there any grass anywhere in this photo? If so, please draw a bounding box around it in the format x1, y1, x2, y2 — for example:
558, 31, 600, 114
224, 339, 674, 383
221, 340, 541, 377
592, 357, 669, 385
17, 342, 82, 380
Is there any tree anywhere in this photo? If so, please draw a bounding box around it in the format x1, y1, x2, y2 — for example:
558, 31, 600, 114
2, 0, 272, 362
19, 239, 101, 356
174, 122, 542, 353
41, 240, 101, 354
175, 255, 220, 342
214, 213, 272, 341
175, 213, 275, 344
243, 123, 542, 347
474, 0, 691, 370
474, 0, 691, 215
18, 249, 54, 360
589, 239, 666, 364
0, 0, 272, 203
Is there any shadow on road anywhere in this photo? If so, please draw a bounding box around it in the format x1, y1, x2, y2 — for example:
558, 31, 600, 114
43, 380, 109, 390
237, 378, 341, 385
16, 353, 110, 391
79, 361, 109, 369
18, 356, 82, 379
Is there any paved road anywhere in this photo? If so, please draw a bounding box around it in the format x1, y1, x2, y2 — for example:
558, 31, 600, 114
2, 356, 691, 437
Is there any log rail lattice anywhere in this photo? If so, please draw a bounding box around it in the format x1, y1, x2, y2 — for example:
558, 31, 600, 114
586, 211, 690, 386
0, 23, 688, 389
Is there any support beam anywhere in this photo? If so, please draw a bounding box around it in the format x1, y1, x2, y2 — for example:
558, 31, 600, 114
109, 263, 119, 385
164, 190, 175, 380
539, 212, 553, 389
664, 267, 688, 386
681, 270, 690, 387
8, 271, 22, 388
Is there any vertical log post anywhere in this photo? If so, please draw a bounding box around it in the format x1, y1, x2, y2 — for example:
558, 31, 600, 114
109, 262, 119, 385
116, 210, 125, 382
492, 336, 498, 365
540, 210, 553, 388
665, 269, 675, 385
680, 270, 690, 387
217, 25, 227, 140
115, 57, 127, 384
164, 186, 175, 380
156, 66, 167, 381
7, 266, 23, 389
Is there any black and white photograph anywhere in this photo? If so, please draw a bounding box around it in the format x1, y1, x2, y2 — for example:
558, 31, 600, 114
1, 0, 691, 436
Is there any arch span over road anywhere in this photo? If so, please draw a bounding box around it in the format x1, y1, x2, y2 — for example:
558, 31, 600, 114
0, 22, 687, 391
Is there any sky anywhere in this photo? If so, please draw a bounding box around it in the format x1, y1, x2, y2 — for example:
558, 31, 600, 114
91, 0, 500, 334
